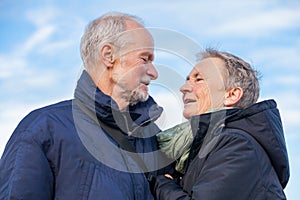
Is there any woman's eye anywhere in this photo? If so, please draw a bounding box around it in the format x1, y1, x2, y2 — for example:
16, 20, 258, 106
196, 78, 203, 82
141, 57, 149, 62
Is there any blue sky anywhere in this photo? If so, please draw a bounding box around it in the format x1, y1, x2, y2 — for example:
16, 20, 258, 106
0, 0, 299, 198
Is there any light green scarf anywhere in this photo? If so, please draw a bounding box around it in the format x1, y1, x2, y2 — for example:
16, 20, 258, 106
156, 121, 193, 174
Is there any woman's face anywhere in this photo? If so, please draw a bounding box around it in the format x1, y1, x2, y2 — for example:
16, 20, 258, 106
180, 57, 227, 119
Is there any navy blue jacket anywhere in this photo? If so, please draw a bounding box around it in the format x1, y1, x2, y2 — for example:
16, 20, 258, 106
154, 100, 290, 199
0, 71, 167, 200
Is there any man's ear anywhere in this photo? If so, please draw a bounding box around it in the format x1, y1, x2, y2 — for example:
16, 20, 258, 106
224, 87, 243, 107
101, 44, 115, 67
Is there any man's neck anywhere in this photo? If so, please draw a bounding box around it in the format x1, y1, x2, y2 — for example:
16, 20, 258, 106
87, 68, 131, 111
98, 82, 130, 111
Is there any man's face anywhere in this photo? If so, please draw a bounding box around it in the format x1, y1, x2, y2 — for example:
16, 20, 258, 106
112, 28, 158, 105
180, 57, 227, 119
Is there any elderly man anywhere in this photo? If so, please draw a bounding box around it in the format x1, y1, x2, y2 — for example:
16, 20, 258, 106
154, 49, 290, 199
0, 12, 168, 200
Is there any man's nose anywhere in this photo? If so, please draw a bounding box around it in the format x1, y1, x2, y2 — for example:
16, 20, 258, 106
147, 63, 158, 80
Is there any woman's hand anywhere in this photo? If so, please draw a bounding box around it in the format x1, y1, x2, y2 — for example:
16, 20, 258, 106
164, 174, 173, 180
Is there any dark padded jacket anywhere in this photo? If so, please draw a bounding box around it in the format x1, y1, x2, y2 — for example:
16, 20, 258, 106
154, 100, 290, 200
0, 71, 166, 200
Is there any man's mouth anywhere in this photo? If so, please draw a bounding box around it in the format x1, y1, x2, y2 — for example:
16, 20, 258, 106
139, 82, 149, 91
142, 81, 150, 86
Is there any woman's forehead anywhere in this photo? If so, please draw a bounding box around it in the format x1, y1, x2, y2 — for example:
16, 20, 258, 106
192, 57, 226, 77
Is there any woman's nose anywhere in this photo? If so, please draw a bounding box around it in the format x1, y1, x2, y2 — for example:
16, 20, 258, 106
180, 82, 192, 94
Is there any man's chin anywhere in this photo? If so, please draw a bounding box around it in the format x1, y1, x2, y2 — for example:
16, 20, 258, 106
140, 93, 149, 102
129, 90, 149, 105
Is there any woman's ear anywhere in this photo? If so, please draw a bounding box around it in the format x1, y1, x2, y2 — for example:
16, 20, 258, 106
224, 87, 243, 107
100, 44, 115, 67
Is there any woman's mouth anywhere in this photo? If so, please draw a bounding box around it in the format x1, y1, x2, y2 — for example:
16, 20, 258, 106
183, 98, 196, 104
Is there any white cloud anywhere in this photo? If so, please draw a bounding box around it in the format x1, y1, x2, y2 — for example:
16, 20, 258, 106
21, 25, 56, 55
273, 76, 300, 86
136, 1, 300, 39
39, 40, 74, 55
249, 45, 300, 70
277, 93, 300, 127
209, 8, 300, 37
0, 11, 56, 79
25, 7, 59, 27
0, 55, 27, 78
23, 7, 84, 56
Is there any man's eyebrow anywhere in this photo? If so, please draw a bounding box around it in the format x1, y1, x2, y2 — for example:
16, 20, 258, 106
140, 51, 154, 59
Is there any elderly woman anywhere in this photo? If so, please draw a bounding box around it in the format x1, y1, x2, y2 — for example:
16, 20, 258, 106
154, 49, 289, 199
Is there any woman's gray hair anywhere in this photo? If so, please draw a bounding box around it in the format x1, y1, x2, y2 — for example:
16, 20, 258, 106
80, 12, 144, 70
198, 48, 260, 109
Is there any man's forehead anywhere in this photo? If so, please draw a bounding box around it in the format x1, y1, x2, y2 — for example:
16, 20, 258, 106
121, 28, 153, 42
122, 20, 152, 40
118, 29, 154, 55
116, 21, 154, 55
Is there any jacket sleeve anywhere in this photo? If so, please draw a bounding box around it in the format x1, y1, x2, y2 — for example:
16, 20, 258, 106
154, 132, 262, 200
154, 175, 191, 200
0, 129, 54, 199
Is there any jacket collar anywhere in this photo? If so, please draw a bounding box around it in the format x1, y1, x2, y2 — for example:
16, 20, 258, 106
74, 70, 163, 133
